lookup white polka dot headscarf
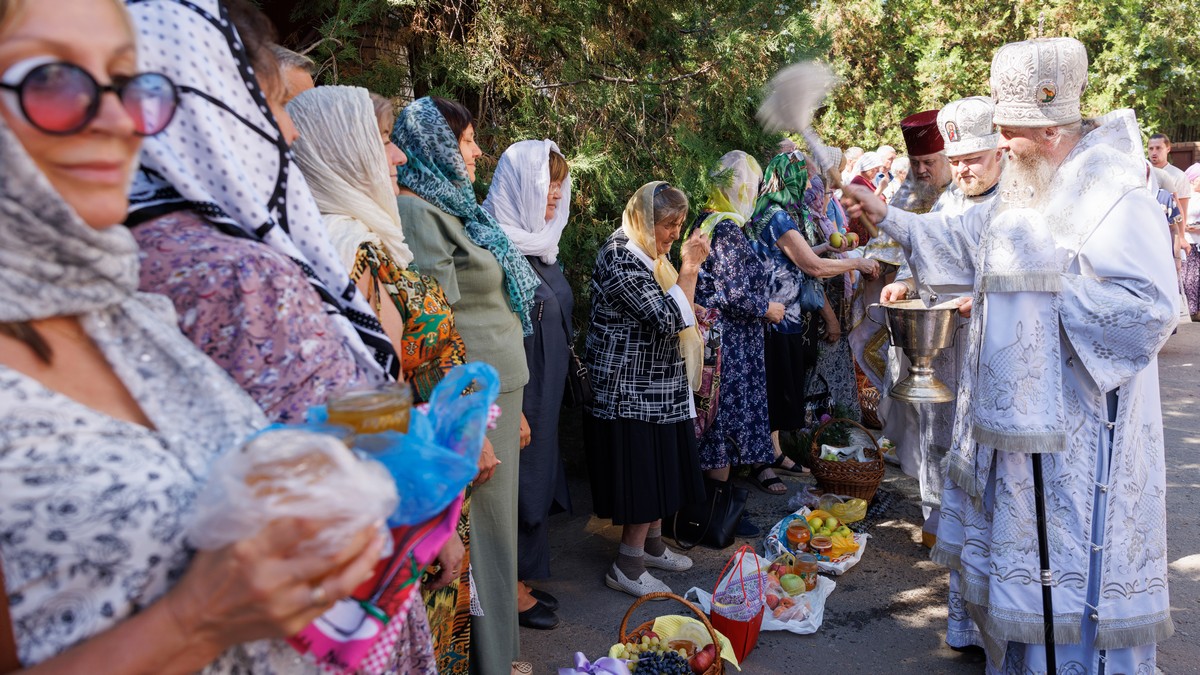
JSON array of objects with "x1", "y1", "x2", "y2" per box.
[{"x1": 125, "y1": 0, "x2": 398, "y2": 380}]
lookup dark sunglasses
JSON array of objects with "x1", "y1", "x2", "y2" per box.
[{"x1": 0, "y1": 60, "x2": 178, "y2": 137}]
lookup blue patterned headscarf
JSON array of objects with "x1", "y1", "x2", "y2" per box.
[{"x1": 392, "y1": 97, "x2": 539, "y2": 335}]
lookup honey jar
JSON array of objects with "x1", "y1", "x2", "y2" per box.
[{"x1": 326, "y1": 383, "x2": 413, "y2": 435}]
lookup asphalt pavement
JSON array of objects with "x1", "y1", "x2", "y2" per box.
[{"x1": 519, "y1": 323, "x2": 1200, "y2": 674}]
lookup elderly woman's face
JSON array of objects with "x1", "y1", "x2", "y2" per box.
[
  {"x1": 0, "y1": 0, "x2": 141, "y2": 229},
  {"x1": 545, "y1": 179, "x2": 563, "y2": 223},
  {"x1": 653, "y1": 214, "x2": 684, "y2": 256}
]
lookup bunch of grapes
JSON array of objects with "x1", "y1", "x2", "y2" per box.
[
  {"x1": 631, "y1": 649, "x2": 691, "y2": 674},
  {"x1": 617, "y1": 636, "x2": 692, "y2": 674}
]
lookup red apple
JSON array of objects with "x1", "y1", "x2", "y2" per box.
[{"x1": 689, "y1": 644, "x2": 717, "y2": 674}]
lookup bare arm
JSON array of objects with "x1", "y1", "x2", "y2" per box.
[
  {"x1": 5, "y1": 520, "x2": 382, "y2": 675},
  {"x1": 776, "y1": 230, "x2": 875, "y2": 279}
]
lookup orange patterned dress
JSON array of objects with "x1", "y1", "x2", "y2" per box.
[{"x1": 352, "y1": 242, "x2": 467, "y2": 401}]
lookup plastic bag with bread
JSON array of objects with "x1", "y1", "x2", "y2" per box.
[{"x1": 186, "y1": 427, "x2": 398, "y2": 556}]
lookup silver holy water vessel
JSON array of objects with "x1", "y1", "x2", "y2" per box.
[{"x1": 881, "y1": 299, "x2": 960, "y2": 404}]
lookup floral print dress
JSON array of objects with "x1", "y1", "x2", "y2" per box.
[
  {"x1": 693, "y1": 215, "x2": 775, "y2": 468},
  {"x1": 351, "y1": 241, "x2": 467, "y2": 402}
]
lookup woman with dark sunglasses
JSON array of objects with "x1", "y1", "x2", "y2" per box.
[{"x1": 0, "y1": 0, "x2": 383, "y2": 672}]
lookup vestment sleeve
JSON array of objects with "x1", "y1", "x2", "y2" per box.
[
  {"x1": 880, "y1": 205, "x2": 984, "y2": 290},
  {"x1": 1059, "y1": 190, "x2": 1178, "y2": 392}
]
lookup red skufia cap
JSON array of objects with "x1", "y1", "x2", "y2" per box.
[{"x1": 901, "y1": 109, "x2": 944, "y2": 156}]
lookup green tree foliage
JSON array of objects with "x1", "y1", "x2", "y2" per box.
[
  {"x1": 281, "y1": 0, "x2": 824, "y2": 301},
  {"x1": 277, "y1": 0, "x2": 1199, "y2": 303},
  {"x1": 812, "y1": 0, "x2": 1200, "y2": 149}
]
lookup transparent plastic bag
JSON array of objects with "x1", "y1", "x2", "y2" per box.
[{"x1": 185, "y1": 428, "x2": 398, "y2": 556}]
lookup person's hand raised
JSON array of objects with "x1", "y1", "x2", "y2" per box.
[
  {"x1": 680, "y1": 229, "x2": 711, "y2": 269},
  {"x1": 841, "y1": 184, "x2": 888, "y2": 225}
]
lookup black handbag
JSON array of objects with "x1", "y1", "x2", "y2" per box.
[
  {"x1": 563, "y1": 341, "x2": 594, "y2": 408},
  {"x1": 663, "y1": 475, "x2": 748, "y2": 551}
]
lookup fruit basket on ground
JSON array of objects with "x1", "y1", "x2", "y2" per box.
[
  {"x1": 807, "y1": 417, "x2": 884, "y2": 502},
  {"x1": 615, "y1": 592, "x2": 731, "y2": 674}
]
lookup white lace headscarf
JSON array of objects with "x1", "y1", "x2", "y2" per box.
[
  {"x1": 482, "y1": 139, "x2": 572, "y2": 264},
  {"x1": 286, "y1": 85, "x2": 414, "y2": 271},
  {"x1": 124, "y1": 0, "x2": 396, "y2": 379}
]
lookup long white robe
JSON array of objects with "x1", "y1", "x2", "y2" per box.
[
  {"x1": 881, "y1": 110, "x2": 1176, "y2": 672},
  {"x1": 895, "y1": 183, "x2": 999, "y2": 536}
]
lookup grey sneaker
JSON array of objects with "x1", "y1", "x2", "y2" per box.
[
  {"x1": 605, "y1": 564, "x2": 672, "y2": 598},
  {"x1": 644, "y1": 547, "x2": 694, "y2": 572}
]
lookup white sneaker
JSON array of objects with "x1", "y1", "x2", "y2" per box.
[
  {"x1": 644, "y1": 547, "x2": 693, "y2": 572},
  {"x1": 605, "y1": 564, "x2": 672, "y2": 598}
]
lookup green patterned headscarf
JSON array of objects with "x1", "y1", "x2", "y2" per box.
[
  {"x1": 392, "y1": 97, "x2": 540, "y2": 336},
  {"x1": 750, "y1": 151, "x2": 809, "y2": 232}
]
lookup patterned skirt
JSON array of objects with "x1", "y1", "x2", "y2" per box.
[{"x1": 421, "y1": 492, "x2": 472, "y2": 674}]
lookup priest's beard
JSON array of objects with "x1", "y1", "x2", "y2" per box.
[
  {"x1": 891, "y1": 173, "x2": 943, "y2": 213},
  {"x1": 999, "y1": 148, "x2": 1056, "y2": 210}
]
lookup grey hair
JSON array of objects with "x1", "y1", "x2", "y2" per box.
[{"x1": 270, "y1": 44, "x2": 315, "y2": 75}]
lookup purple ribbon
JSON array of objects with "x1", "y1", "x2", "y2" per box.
[{"x1": 558, "y1": 652, "x2": 633, "y2": 675}]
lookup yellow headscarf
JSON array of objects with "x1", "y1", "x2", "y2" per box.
[{"x1": 621, "y1": 181, "x2": 704, "y2": 391}]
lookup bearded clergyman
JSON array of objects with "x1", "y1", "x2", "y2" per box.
[{"x1": 843, "y1": 37, "x2": 1176, "y2": 672}]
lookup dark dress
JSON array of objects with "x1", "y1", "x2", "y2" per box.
[
  {"x1": 692, "y1": 215, "x2": 774, "y2": 469},
  {"x1": 518, "y1": 256, "x2": 574, "y2": 580},
  {"x1": 749, "y1": 208, "x2": 820, "y2": 432}
]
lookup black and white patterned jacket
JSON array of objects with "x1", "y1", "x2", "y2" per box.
[{"x1": 584, "y1": 230, "x2": 696, "y2": 423}]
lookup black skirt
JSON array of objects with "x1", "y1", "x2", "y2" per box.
[
  {"x1": 584, "y1": 415, "x2": 706, "y2": 526},
  {"x1": 765, "y1": 326, "x2": 818, "y2": 432}
]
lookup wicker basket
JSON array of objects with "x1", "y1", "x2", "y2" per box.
[
  {"x1": 618, "y1": 592, "x2": 724, "y2": 675},
  {"x1": 808, "y1": 417, "x2": 885, "y2": 502}
]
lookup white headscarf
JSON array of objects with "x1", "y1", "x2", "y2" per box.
[
  {"x1": 287, "y1": 86, "x2": 414, "y2": 271},
  {"x1": 125, "y1": 0, "x2": 396, "y2": 380},
  {"x1": 855, "y1": 151, "x2": 884, "y2": 174},
  {"x1": 482, "y1": 139, "x2": 572, "y2": 264}
]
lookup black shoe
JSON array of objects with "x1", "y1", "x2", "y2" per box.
[
  {"x1": 518, "y1": 601, "x2": 560, "y2": 630},
  {"x1": 736, "y1": 514, "x2": 761, "y2": 538},
  {"x1": 529, "y1": 587, "x2": 559, "y2": 612}
]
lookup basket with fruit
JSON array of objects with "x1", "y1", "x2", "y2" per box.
[{"x1": 615, "y1": 593, "x2": 726, "y2": 674}]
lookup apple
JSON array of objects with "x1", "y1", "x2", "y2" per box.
[
  {"x1": 689, "y1": 644, "x2": 716, "y2": 674},
  {"x1": 848, "y1": 232, "x2": 860, "y2": 247},
  {"x1": 825, "y1": 516, "x2": 840, "y2": 530},
  {"x1": 780, "y1": 573, "x2": 805, "y2": 595},
  {"x1": 809, "y1": 517, "x2": 824, "y2": 530},
  {"x1": 766, "y1": 593, "x2": 780, "y2": 610},
  {"x1": 829, "y1": 232, "x2": 845, "y2": 249}
]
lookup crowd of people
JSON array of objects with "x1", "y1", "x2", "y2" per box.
[{"x1": 0, "y1": 0, "x2": 1184, "y2": 673}]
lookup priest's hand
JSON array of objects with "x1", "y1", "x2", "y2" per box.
[
  {"x1": 953, "y1": 296, "x2": 973, "y2": 318},
  {"x1": 880, "y1": 282, "x2": 908, "y2": 303},
  {"x1": 840, "y1": 184, "x2": 887, "y2": 225}
]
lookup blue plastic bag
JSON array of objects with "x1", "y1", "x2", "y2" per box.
[{"x1": 315, "y1": 362, "x2": 500, "y2": 526}]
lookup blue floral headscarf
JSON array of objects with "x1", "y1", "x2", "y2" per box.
[{"x1": 392, "y1": 97, "x2": 539, "y2": 335}]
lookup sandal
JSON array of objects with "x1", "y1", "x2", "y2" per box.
[
  {"x1": 751, "y1": 466, "x2": 787, "y2": 495},
  {"x1": 771, "y1": 453, "x2": 810, "y2": 476}
]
